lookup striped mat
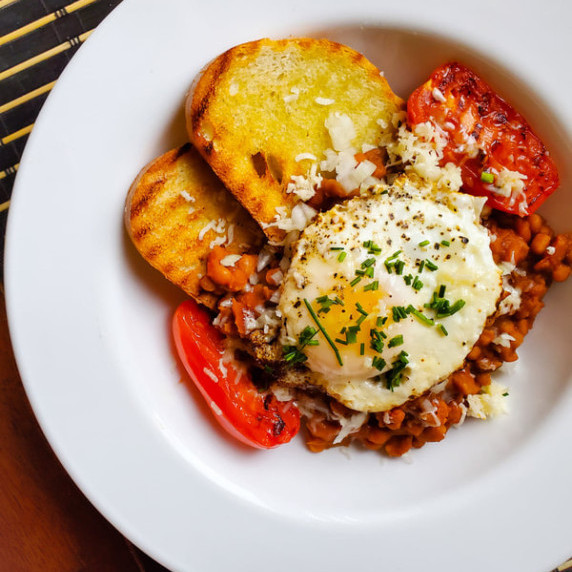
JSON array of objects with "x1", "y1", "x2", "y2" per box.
[
  {"x1": 0, "y1": 0, "x2": 123, "y2": 280},
  {"x1": 0, "y1": 2, "x2": 571, "y2": 571}
]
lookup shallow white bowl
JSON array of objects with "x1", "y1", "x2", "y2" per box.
[{"x1": 6, "y1": 0, "x2": 572, "y2": 570}]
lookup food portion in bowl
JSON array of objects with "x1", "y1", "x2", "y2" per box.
[{"x1": 125, "y1": 38, "x2": 572, "y2": 457}]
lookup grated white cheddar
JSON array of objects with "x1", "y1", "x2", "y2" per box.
[
  {"x1": 315, "y1": 97, "x2": 335, "y2": 106},
  {"x1": 466, "y1": 382, "x2": 509, "y2": 419},
  {"x1": 220, "y1": 254, "x2": 241, "y2": 267},
  {"x1": 325, "y1": 112, "x2": 356, "y2": 152}
]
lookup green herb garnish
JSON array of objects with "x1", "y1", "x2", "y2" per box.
[
  {"x1": 304, "y1": 299, "x2": 343, "y2": 366},
  {"x1": 388, "y1": 335, "x2": 404, "y2": 348},
  {"x1": 364, "y1": 280, "x2": 379, "y2": 292},
  {"x1": 406, "y1": 305, "x2": 435, "y2": 326},
  {"x1": 481, "y1": 171, "x2": 495, "y2": 184},
  {"x1": 424, "y1": 259, "x2": 438, "y2": 272}
]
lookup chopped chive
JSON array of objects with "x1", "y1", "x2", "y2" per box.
[
  {"x1": 350, "y1": 276, "x2": 362, "y2": 287},
  {"x1": 441, "y1": 240, "x2": 451, "y2": 247},
  {"x1": 395, "y1": 260, "x2": 405, "y2": 275},
  {"x1": 418, "y1": 260, "x2": 425, "y2": 273},
  {"x1": 438, "y1": 324, "x2": 448, "y2": 336},
  {"x1": 345, "y1": 329, "x2": 358, "y2": 344},
  {"x1": 360, "y1": 343, "x2": 365, "y2": 356},
  {"x1": 444, "y1": 299, "x2": 466, "y2": 316},
  {"x1": 426, "y1": 287, "x2": 466, "y2": 318},
  {"x1": 330, "y1": 246, "x2": 344, "y2": 251},
  {"x1": 481, "y1": 171, "x2": 495, "y2": 184},
  {"x1": 337, "y1": 251, "x2": 347, "y2": 262},
  {"x1": 384, "y1": 350, "x2": 409, "y2": 390},
  {"x1": 370, "y1": 329, "x2": 384, "y2": 353},
  {"x1": 412, "y1": 276, "x2": 424, "y2": 290},
  {"x1": 502, "y1": 391, "x2": 509, "y2": 397},
  {"x1": 418, "y1": 240, "x2": 430, "y2": 247},
  {"x1": 406, "y1": 305, "x2": 435, "y2": 326},
  {"x1": 283, "y1": 345, "x2": 308, "y2": 364},
  {"x1": 356, "y1": 314, "x2": 367, "y2": 327},
  {"x1": 388, "y1": 335, "x2": 404, "y2": 348},
  {"x1": 376, "y1": 316, "x2": 387, "y2": 328},
  {"x1": 316, "y1": 295, "x2": 344, "y2": 311},
  {"x1": 361, "y1": 257, "x2": 376, "y2": 268},
  {"x1": 372, "y1": 356, "x2": 386, "y2": 371},
  {"x1": 364, "y1": 280, "x2": 379, "y2": 292},
  {"x1": 363, "y1": 240, "x2": 382, "y2": 255},
  {"x1": 356, "y1": 302, "x2": 368, "y2": 316},
  {"x1": 304, "y1": 299, "x2": 343, "y2": 366},
  {"x1": 356, "y1": 266, "x2": 375, "y2": 278},
  {"x1": 392, "y1": 306, "x2": 408, "y2": 322},
  {"x1": 425, "y1": 259, "x2": 438, "y2": 271},
  {"x1": 403, "y1": 274, "x2": 413, "y2": 285},
  {"x1": 335, "y1": 338, "x2": 348, "y2": 345}
]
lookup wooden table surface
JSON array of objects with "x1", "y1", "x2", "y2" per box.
[{"x1": 0, "y1": 292, "x2": 169, "y2": 571}]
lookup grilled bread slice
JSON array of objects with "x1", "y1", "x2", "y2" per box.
[
  {"x1": 187, "y1": 38, "x2": 404, "y2": 242},
  {"x1": 125, "y1": 143, "x2": 265, "y2": 308}
]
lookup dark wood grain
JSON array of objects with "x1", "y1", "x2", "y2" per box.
[{"x1": 0, "y1": 293, "x2": 171, "y2": 571}]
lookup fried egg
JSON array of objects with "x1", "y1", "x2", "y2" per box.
[{"x1": 278, "y1": 175, "x2": 502, "y2": 412}]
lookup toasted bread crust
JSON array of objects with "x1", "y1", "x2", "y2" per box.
[
  {"x1": 187, "y1": 38, "x2": 404, "y2": 242},
  {"x1": 125, "y1": 144, "x2": 264, "y2": 307}
]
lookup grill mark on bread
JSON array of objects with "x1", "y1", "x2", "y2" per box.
[
  {"x1": 203, "y1": 141, "x2": 214, "y2": 156},
  {"x1": 125, "y1": 145, "x2": 264, "y2": 309},
  {"x1": 129, "y1": 180, "x2": 164, "y2": 218},
  {"x1": 192, "y1": 50, "x2": 233, "y2": 129},
  {"x1": 174, "y1": 142, "x2": 192, "y2": 159},
  {"x1": 132, "y1": 226, "x2": 150, "y2": 241}
]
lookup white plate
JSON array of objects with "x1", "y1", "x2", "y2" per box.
[{"x1": 5, "y1": 0, "x2": 572, "y2": 570}]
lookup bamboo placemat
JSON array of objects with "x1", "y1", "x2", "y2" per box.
[
  {"x1": 1, "y1": 2, "x2": 571, "y2": 571},
  {"x1": 0, "y1": 0, "x2": 127, "y2": 281}
]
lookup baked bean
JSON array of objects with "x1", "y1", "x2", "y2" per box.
[
  {"x1": 528, "y1": 213, "x2": 543, "y2": 233},
  {"x1": 420, "y1": 425, "x2": 447, "y2": 443},
  {"x1": 306, "y1": 417, "x2": 341, "y2": 442},
  {"x1": 515, "y1": 217, "x2": 531, "y2": 243},
  {"x1": 364, "y1": 426, "x2": 392, "y2": 447},
  {"x1": 530, "y1": 233, "x2": 551, "y2": 255},
  {"x1": 385, "y1": 436, "x2": 413, "y2": 457},
  {"x1": 553, "y1": 264, "x2": 571, "y2": 282}
]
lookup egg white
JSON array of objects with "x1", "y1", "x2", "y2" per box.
[{"x1": 278, "y1": 175, "x2": 502, "y2": 412}]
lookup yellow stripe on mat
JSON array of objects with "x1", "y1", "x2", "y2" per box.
[
  {"x1": 0, "y1": 81, "x2": 56, "y2": 114},
  {"x1": 0, "y1": 200, "x2": 10, "y2": 213},
  {"x1": 0, "y1": 0, "x2": 98, "y2": 47},
  {"x1": 1, "y1": 125, "x2": 33, "y2": 146},
  {"x1": 0, "y1": 30, "x2": 92, "y2": 82},
  {"x1": 0, "y1": 164, "x2": 18, "y2": 181},
  {"x1": 0, "y1": 0, "x2": 19, "y2": 9}
]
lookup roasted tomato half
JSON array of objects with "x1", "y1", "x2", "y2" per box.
[
  {"x1": 408, "y1": 62, "x2": 559, "y2": 215},
  {"x1": 173, "y1": 299, "x2": 300, "y2": 449}
]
